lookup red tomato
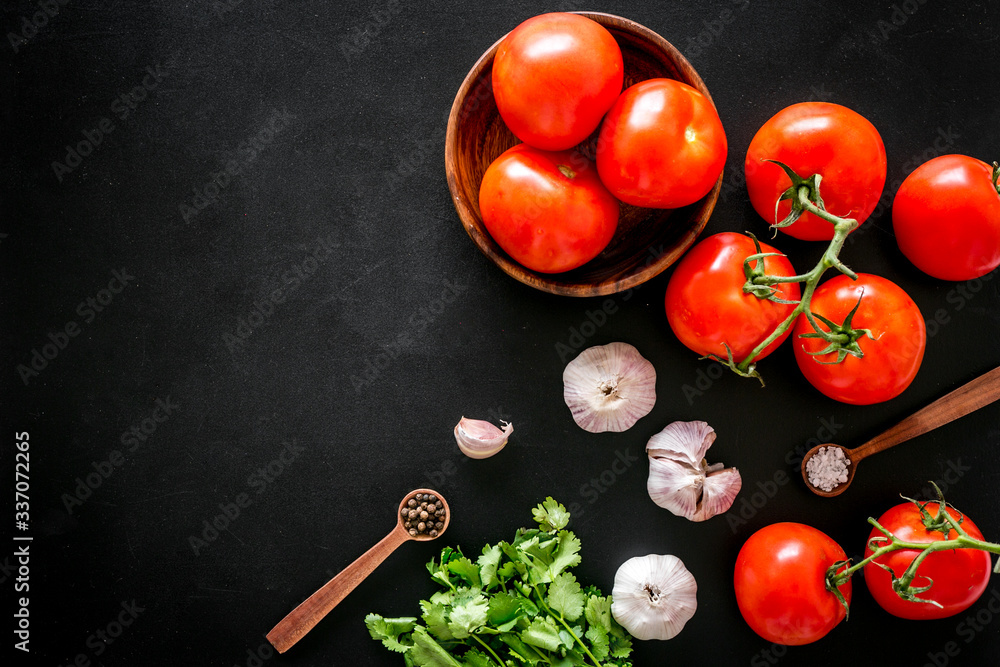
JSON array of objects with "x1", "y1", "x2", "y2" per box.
[
  {"x1": 864, "y1": 501, "x2": 991, "y2": 620},
  {"x1": 734, "y1": 523, "x2": 851, "y2": 646},
  {"x1": 665, "y1": 233, "x2": 800, "y2": 362},
  {"x1": 793, "y1": 273, "x2": 925, "y2": 405},
  {"x1": 492, "y1": 13, "x2": 623, "y2": 151},
  {"x1": 745, "y1": 103, "x2": 887, "y2": 241},
  {"x1": 597, "y1": 78, "x2": 727, "y2": 209},
  {"x1": 478, "y1": 144, "x2": 618, "y2": 274},
  {"x1": 893, "y1": 154, "x2": 1000, "y2": 280}
]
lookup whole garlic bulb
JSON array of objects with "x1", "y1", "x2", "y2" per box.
[
  {"x1": 611, "y1": 554, "x2": 697, "y2": 641},
  {"x1": 563, "y1": 342, "x2": 656, "y2": 433}
]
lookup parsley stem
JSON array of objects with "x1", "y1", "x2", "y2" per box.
[
  {"x1": 531, "y1": 585, "x2": 603, "y2": 667},
  {"x1": 472, "y1": 635, "x2": 506, "y2": 666}
]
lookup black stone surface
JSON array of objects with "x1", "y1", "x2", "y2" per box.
[{"x1": 4, "y1": 1, "x2": 1000, "y2": 665}]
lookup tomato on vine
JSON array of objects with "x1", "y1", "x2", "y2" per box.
[
  {"x1": 745, "y1": 103, "x2": 886, "y2": 241},
  {"x1": 792, "y1": 273, "x2": 925, "y2": 405},
  {"x1": 665, "y1": 232, "x2": 800, "y2": 362},
  {"x1": 863, "y1": 501, "x2": 992, "y2": 620}
]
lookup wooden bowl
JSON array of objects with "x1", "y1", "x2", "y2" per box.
[{"x1": 445, "y1": 12, "x2": 723, "y2": 297}]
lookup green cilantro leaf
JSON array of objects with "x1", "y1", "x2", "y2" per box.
[
  {"x1": 549, "y1": 531, "x2": 582, "y2": 579},
  {"x1": 364, "y1": 613, "x2": 416, "y2": 653},
  {"x1": 447, "y1": 593, "x2": 489, "y2": 639},
  {"x1": 522, "y1": 616, "x2": 564, "y2": 653},
  {"x1": 448, "y1": 556, "x2": 483, "y2": 589},
  {"x1": 478, "y1": 544, "x2": 503, "y2": 590},
  {"x1": 461, "y1": 648, "x2": 495, "y2": 667},
  {"x1": 420, "y1": 600, "x2": 455, "y2": 642},
  {"x1": 585, "y1": 625, "x2": 610, "y2": 661},
  {"x1": 409, "y1": 626, "x2": 464, "y2": 667},
  {"x1": 532, "y1": 497, "x2": 571, "y2": 532},
  {"x1": 547, "y1": 573, "x2": 584, "y2": 622},
  {"x1": 584, "y1": 594, "x2": 612, "y2": 631}
]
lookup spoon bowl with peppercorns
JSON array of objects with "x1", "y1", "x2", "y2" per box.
[{"x1": 266, "y1": 488, "x2": 450, "y2": 653}]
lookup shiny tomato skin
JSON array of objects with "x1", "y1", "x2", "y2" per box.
[
  {"x1": 892, "y1": 154, "x2": 1000, "y2": 280},
  {"x1": 492, "y1": 13, "x2": 624, "y2": 151},
  {"x1": 597, "y1": 78, "x2": 727, "y2": 209},
  {"x1": 478, "y1": 144, "x2": 619, "y2": 274},
  {"x1": 735, "y1": 523, "x2": 851, "y2": 646},
  {"x1": 793, "y1": 273, "x2": 925, "y2": 405},
  {"x1": 665, "y1": 233, "x2": 800, "y2": 362},
  {"x1": 864, "y1": 502, "x2": 991, "y2": 620},
  {"x1": 745, "y1": 102, "x2": 887, "y2": 241}
]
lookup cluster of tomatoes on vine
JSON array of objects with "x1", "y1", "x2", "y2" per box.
[{"x1": 479, "y1": 12, "x2": 1000, "y2": 406}]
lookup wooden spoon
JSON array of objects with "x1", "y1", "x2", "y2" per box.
[
  {"x1": 266, "y1": 488, "x2": 450, "y2": 653},
  {"x1": 801, "y1": 366, "x2": 1000, "y2": 497}
]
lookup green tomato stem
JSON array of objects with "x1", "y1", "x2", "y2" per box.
[
  {"x1": 992, "y1": 161, "x2": 1000, "y2": 195},
  {"x1": 828, "y1": 494, "x2": 1000, "y2": 602},
  {"x1": 734, "y1": 186, "x2": 859, "y2": 374}
]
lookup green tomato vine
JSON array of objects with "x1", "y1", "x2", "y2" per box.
[{"x1": 706, "y1": 161, "x2": 874, "y2": 384}]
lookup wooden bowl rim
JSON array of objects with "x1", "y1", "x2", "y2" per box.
[{"x1": 445, "y1": 11, "x2": 722, "y2": 297}]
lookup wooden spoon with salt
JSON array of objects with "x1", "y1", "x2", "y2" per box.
[{"x1": 801, "y1": 366, "x2": 1000, "y2": 498}]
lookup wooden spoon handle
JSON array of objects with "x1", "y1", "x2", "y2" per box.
[
  {"x1": 851, "y1": 366, "x2": 1000, "y2": 460},
  {"x1": 266, "y1": 528, "x2": 409, "y2": 654}
]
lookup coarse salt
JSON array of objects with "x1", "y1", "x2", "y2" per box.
[{"x1": 805, "y1": 446, "x2": 851, "y2": 492}]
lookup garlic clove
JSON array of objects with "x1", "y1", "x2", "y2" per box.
[
  {"x1": 611, "y1": 554, "x2": 697, "y2": 641},
  {"x1": 563, "y1": 342, "x2": 656, "y2": 433},
  {"x1": 646, "y1": 421, "x2": 741, "y2": 521},
  {"x1": 645, "y1": 420, "x2": 715, "y2": 466},
  {"x1": 454, "y1": 417, "x2": 512, "y2": 459},
  {"x1": 691, "y1": 467, "x2": 742, "y2": 521},
  {"x1": 647, "y1": 458, "x2": 703, "y2": 519}
]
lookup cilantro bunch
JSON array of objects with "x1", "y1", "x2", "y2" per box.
[{"x1": 365, "y1": 498, "x2": 633, "y2": 666}]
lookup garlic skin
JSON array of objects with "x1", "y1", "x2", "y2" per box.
[
  {"x1": 612, "y1": 554, "x2": 697, "y2": 641},
  {"x1": 563, "y1": 342, "x2": 656, "y2": 433},
  {"x1": 454, "y1": 417, "x2": 513, "y2": 459},
  {"x1": 646, "y1": 421, "x2": 741, "y2": 521}
]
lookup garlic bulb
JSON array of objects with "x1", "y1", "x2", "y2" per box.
[
  {"x1": 454, "y1": 417, "x2": 513, "y2": 459},
  {"x1": 563, "y1": 342, "x2": 656, "y2": 433},
  {"x1": 646, "y1": 421, "x2": 741, "y2": 521},
  {"x1": 612, "y1": 554, "x2": 697, "y2": 641}
]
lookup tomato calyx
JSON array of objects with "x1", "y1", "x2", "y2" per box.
[
  {"x1": 741, "y1": 232, "x2": 802, "y2": 304},
  {"x1": 797, "y1": 292, "x2": 876, "y2": 364},
  {"x1": 824, "y1": 483, "x2": 1000, "y2": 619},
  {"x1": 992, "y1": 161, "x2": 1000, "y2": 195}
]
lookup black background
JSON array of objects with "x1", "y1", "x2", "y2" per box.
[{"x1": 5, "y1": 1, "x2": 1000, "y2": 665}]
